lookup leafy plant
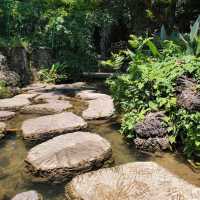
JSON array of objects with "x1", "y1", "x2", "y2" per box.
[{"x1": 0, "y1": 81, "x2": 12, "y2": 99}]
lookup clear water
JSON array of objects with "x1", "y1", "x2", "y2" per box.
[{"x1": 0, "y1": 85, "x2": 200, "y2": 200}]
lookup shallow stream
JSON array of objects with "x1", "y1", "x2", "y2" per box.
[{"x1": 0, "y1": 83, "x2": 200, "y2": 200}]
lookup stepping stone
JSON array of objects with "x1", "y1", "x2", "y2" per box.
[
  {"x1": 21, "y1": 101, "x2": 72, "y2": 114},
  {"x1": 65, "y1": 162, "x2": 200, "y2": 200},
  {"x1": 83, "y1": 98, "x2": 115, "y2": 120},
  {"x1": 11, "y1": 190, "x2": 42, "y2": 200},
  {"x1": 25, "y1": 132, "x2": 112, "y2": 183},
  {"x1": 22, "y1": 112, "x2": 87, "y2": 141},
  {"x1": 0, "y1": 122, "x2": 6, "y2": 139},
  {"x1": 0, "y1": 111, "x2": 16, "y2": 121},
  {"x1": 0, "y1": 97, "x2": 31, "y2": 111},
  {"x1": 76, "y1": 90, "x2": 110, "y2": 100},
  {"x1": 34, "y1": 92, "x2": 68, "y2": 103}
]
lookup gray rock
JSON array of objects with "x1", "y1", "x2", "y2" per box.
[
  {"x1": 11, "y1": 190, "x2": 42, "y2": 200},
  {"x1": 134, "y1": 137, "x2": 169, "y2": 152},
  {"x1": 176, "y1": 76, "x2": 200, "y2": 111},
  {"x1": 25, "y1": 132, "x2": 112, "y2": 183},
  {"x1": 14, "y1": 93, "x2": 39, "y2": 100},
  {"x1": 0, "y1": 97, "x2": 31, "y2": 111},
  {"x1": 65, "y1": 162, "x2": 200, "y2": 200},
  {"x1": 22, "y1": 112, "x2": 87, "y2": 141},
  {"x1": 21, "y1": 101, "x2": 72, "y2": 114},
  {"x1": 134, "y1": 112, "x2": 167, "y2": 138},
  {"x1": 83, "y1": 97, "x2": 115, "y2": 120},
  {"x1": 0, "y1": 111, "x2": 16, "y2": 121}
]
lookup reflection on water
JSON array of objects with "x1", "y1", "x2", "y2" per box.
[{"x1": 0, "y1": 96, "x2": 200, "y2": 199}]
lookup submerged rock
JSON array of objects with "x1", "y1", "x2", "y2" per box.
[
  {"x1": 83, "y1": 97, "x2": 115, "y2": 120},
  {"x1": 33, "y1": 92, "x2": 68, "y2": 103},
  {"x1": 176, "y1": 76, "x2": 200, "y2": 111},
  {"x1": 25, "y1": 132, "x2": 112, "y2": 183},
  {"x1": 0, "y1": 111, "x2": 15, "y2": 121},
  {"x1": 0, "y1": 122, "x2": 6, "y2": 139},
  {"x1": 21, "y1": 101, "x2": 72, "y2": 114},
  {"x1": 11, "y1": 190, "x2": 42, "y2": 200},
  {"x1": 0, "y1": 97, "x2": 31, "y2": 111},
  {"x1": 22, "y1": 112, "x2": 87, "y2": 141},
  {"x1": 65, "y1": 162, "x2": 200, "y2": 200}
]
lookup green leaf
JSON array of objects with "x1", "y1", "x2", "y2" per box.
[{"x1": 190, "y1": 15, "x2": 200, "y2": 42}]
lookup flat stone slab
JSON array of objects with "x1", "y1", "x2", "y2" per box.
[
  {"x1": 0, "y1": 97, "x2": 31, "y2": 111},
  {"x1": 14, "y1": 93, "x2": 39, "y2": 100},
  {"x1": 76, "y1": 90, "x2": 110, "y2": 100},
  {"x1": 65, "y1": 162, "x2": 200, "y2": 200},
  {"x1": 21, "y1": 101, "x2": 72, "y2": 114},
  {"x1": 0, "y1": 111, "x2": 16, "y2": 121},
  {"x1": 11, "y1": 190, "x2": 42, "y2": 200},
  {"x1": 25, "y1": 132, "x2": 112, "y2": 183},
  {"x1": 83, "y1": 98, "x2": 115, "y2": 120},
  {"x1": 22, "y1": 112, "x2": 87, "y2": 141}
]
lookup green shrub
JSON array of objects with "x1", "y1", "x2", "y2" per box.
[
  {"x1": 107, "y1": 35, "x2": 200, "y2": 160},
  {"x1": 0, "y1": 81, "x2": 12, "y2": 98}
]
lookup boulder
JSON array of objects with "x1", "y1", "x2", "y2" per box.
[
  {"x1": 21, "y1": 101, "x2": 72, "y2": 114},
  {"x1": 0, "y1": 122, "x2": 6, "y2": 139},
  {"x1": 134, "y1": 112, "x2": 167, "y2": 138},
  {"x1": 0, "y1": 111, "x2": 16, "y2": 121},
  {"x1": 65, "y1": 162, "x2": 200, "y2": 200},
  {"x1": 133, "y1": 112, "x2": 169, "y2": 152},
  {"x1": 14, "y1": 93, "x2": 39, "y2": 100},
  {"x1": 11, "y1": 190, "x2": 42, "y2": 200},
  {"x1": 25, "y1": 132, "x2": 112, "y2": 183},
  {"x1": 22, "y1": 112, "x2": 87, "y2": 141},
  {"x1": 83, "y1": 98, "x2": 115, "y2": 120},
  {"x1": 176, "y1": 76, "x2": 200, "y2": 111},
  {"x1": 0, "y1": 97, "x2": 31, "y2": 111}
]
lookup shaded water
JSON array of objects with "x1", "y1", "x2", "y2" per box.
[{"x1": 0, "y1": 84, "x2": 200, "y2": 199}]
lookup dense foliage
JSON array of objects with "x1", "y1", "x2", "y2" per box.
[{"x1": 106, "y1": 19, "x2": 200, "y2": 161}]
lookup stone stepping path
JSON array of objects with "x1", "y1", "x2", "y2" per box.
[
  {"x1": 76, "y1": 90, "x2": 115, "y2": 120},
  {"x1": 25, "y1": 132, "x2": 112, "y2": 183},
  {"x1": 0, "y1": 111, "x2": 16, "y2": 121},
  {"x1": 65, "y1": 162, "x2": 200, "y2": 200},
  {"x1": 21, "y1": 100, "x2": 72, "y2": 115},
  {"x1": 22, "y1": 112, "x2": 87, "y2": 141},
  {"x1": 0, "y1": 97, "x2": 31, "y2": 111},
  {"x1": 11, "y1": 190, "x2": 42, "y2": 200}
]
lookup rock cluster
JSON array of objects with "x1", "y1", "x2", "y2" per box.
[
  {"x1": 134, "y1": 112, "x2": 169, "y2": 152},
  {"x1": 65, "y1": 162, "x2": 200, "y2": 200},
  {"x1": 25, "y1": 132, "x2": 112, "y2": 183}
]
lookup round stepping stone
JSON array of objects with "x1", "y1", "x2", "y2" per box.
[
  {"x1": 76, "y1": 90, "x2": 110, "y2": 100},
  {"x1": 0, "y1": 122, "x2": 6, "y2": 139},
  {"x1": 22, "y1": 112, "x2": 87, "y2": 141},
  {"x1": 83, "y1": 98, "x2": 115, "y2": 120},
  {"x1": 21, "y1": 101, "x2": 72, "y2": 114},
  {"x1": 0, "y1": 97, "x2": 31, "y2": 111},
  {"x1": 25, "y1": 132, "x2": 112, "y2": 183},
  {"x1": 0, "y1": 111, "x2": 15, "y2": 121},
  {"x1": 65, "y1": 162, "x2": 200, "y2": 200},
  {"x1": 11, "y1": 190, "x2": 42, "y2": 200}
]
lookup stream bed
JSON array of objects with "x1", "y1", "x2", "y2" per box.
[{"x1": 0, "y1": 83, "x2": 200, "y2": 200}]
